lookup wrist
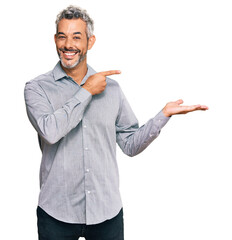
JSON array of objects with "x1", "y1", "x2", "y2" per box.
[
  {"x1": 162, "y1": 107, "x2": 171, "y2": 117},
  {"x1": 82, "y1": 84, "x2": 93, "y2": 95}
]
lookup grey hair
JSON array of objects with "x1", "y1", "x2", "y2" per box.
[{"x1": 55, "y1": 5, "x2": 94, "y2": 38}]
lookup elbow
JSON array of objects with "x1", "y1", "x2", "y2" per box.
[
  {"x1": 124, "y1": 151, "x2": 134, "y2": 157},
  {"x1": 126, "y1": 150, "x2": 141, "y2": 157},
  {"x1": 123, "y1": 142, "x2": 147, "y2": 157},
  {"x1": 40, "y1": 133, "x2": 61, "y2": 145},
  {"x1": 127, "y1": 152, "x2": 137, "y2": 157},
  {"x1": 122, "y1": 145, "x2": 140, "y2": 157},
  {"x1": 37, "y1": 118, "x2": 62, "y2": 145},
  {"x1": 46, "y1": 137, "x2": 60, "y2": 145}
]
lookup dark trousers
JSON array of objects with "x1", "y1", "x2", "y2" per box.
[{"x1": 37, "y1": 206, "x2": 124, "y2": 240}]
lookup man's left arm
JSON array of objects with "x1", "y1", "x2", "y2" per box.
[{"x1": 116, "y1": 87, "x2": 208, "y2": 157}]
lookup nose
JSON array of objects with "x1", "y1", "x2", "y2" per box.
[{"x1": 64, "y1": 37, "x2": 73, "y2": 49}]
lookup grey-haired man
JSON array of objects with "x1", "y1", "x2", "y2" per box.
[{"x1": 24, "y1": 5, "x2": 208, "y2": 240}]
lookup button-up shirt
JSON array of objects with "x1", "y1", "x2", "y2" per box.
[{"x1": 24, "y1": 61, "x2": 170, "y2": 225}]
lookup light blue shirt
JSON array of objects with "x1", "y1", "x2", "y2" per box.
[{"x1": 24, "y1": 62, "x2": 170, "y2": 225}]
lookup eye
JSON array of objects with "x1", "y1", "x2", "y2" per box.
[
  {"x1": 74, "y1": 36, "x2": 81, "y2": 40},
  {"x1": 58, "y1": 36, "x2": 65, "y2": 39}
]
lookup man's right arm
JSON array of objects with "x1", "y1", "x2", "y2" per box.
[
  {"x1": 24, "y1": 82, "x2": 92, "y2": 145},
  {"x1": 24, "y1": 70, "x2": 121, "y2": 145}
]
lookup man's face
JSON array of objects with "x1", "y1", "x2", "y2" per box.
[{"x1": 54, "y1": 18, "x2": 95, "y2": 69}]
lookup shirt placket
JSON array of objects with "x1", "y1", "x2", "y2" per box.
[{"x1": 81, "y1": 117, "x2": 92, "y2": 223}]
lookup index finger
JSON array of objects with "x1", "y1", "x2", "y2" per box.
[{"x1": 100, "y1": 70, "x2": 121, "y2": 76}]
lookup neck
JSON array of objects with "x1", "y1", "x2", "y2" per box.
[{"x1": 61, "y1": 58, "x2": 88, "y2": 85}]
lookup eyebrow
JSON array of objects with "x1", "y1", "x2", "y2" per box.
[{"x1": 57, "y1": 32, "x2": 82, "y2": 35}]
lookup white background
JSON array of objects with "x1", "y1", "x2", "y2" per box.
[{"x1": 0, "y1": 0, "x2": 232, "y2": 239}]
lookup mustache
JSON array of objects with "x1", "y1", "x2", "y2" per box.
[{"x1": 59, "y1": 48, "x2": 81, "y2": 53}]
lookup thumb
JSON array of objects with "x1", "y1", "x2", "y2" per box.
[{"x1": 175, "y1": 99, "x2": 184, "y2": 105}]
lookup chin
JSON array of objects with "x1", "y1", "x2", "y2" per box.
[{"x1": 60, "y1": 59, "x2": 80, "y2": 69}]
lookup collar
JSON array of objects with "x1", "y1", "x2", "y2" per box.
[
  {"x1": 53, "y1": 61, "x2": 67, "y2": 81},
  {"x1": 53, "y1": 61, "x2": 96, "y2": 86}
]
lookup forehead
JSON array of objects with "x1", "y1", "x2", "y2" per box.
[{"x1": 57, "y1": 18, "x2": 87, "y2": 34}]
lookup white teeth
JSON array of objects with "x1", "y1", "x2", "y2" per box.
[{"x1": 64, "y1": 52, "x2": 76, "y2": 56}]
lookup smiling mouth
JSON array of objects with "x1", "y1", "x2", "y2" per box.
[
  {"x1": 60, "y1": 49, "x2": 80, "y2": 58},
  {"x1": 64, "y1": 52, "x2": 76, "y2": 56}
]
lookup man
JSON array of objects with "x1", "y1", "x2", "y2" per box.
[{"x1": 24, "y1": 5, "x2": 208, "y2": 240}]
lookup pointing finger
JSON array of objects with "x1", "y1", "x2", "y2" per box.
[{"x1": 100, "y1": 70, "x2": 121, "y2": 76}]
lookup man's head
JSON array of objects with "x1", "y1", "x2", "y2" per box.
[{"x1": 54, "y1": 5, "x2": 96, "y2": 69}]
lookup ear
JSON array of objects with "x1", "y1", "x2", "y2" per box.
[
  {"x1": 87, "y1": 35, "x2": 96, "y2": 50},
  {"x1": 54, "y1": 34, "x2": 57, "y2": 43}
]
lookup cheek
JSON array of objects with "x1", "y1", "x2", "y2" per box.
[
  {"x1": 55, "y1": 41, "x2": 63, "y2": 50},
  {"x1": 78, "y1": 43, "x2": 88, "y2": 53}
]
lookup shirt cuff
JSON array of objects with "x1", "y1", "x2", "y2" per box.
[
  {"x1": 74, "y1": 87, "x2": 92, "y2": 102},
  {"x1": 153, "y1": 109, "x2": 171, "y2": 129}
]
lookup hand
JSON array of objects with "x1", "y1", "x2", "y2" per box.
[
  {"x1": 162, "y1": 99, "x2": 209, "y2": 117},
  {"x1": 82, "y1": 70, "x2": 121, "y2": 95}
]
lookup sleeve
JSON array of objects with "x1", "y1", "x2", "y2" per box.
[
  {"x1": 24, "y1": 81, "x2": 92, "y2": 145},
  {"x1": 115, "y1": 87, "x2": 170, "y2": 157}
]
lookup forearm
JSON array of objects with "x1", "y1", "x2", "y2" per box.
[
  {"x1": 25, "y1": 85, "x2": 92, "y2": 144},
  {"x1": 117, "y1": 110, "x2": 170, "y2": 157}
]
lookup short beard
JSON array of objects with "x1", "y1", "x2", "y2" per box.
[{"x1": 60, "y1": 52, "x2": 87, "y2": 69}]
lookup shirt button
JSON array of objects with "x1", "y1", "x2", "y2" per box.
[
  {"x1": 86, "y1": 169, "x2": 90, "y2": 172},
  {"x1": 85, "y1": 147, "x2": 88, "y2": 150},
  {"x1": 83, "y1": 125, "x2": 87, "y2": 128},
  {"x1": 79, "y1": 118, "x2": 82, "y2": 121},
  {"x1": 158, "y1": 119, "x2": 161, "y2": 122},
  {"x1": 149, "y1": 134, "x2": 153, "y2": 137},
  {"x1": 87, "y1": 191, "x2": 91, "y2": 194}
]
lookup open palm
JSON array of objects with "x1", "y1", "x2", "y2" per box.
[{"x1": 162, "y1": 99, "x2": 209, "y2": 117}]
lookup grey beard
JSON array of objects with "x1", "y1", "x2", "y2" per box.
[{"x1": 60, "y1": 52, "x2": 87, "y2": 69}]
